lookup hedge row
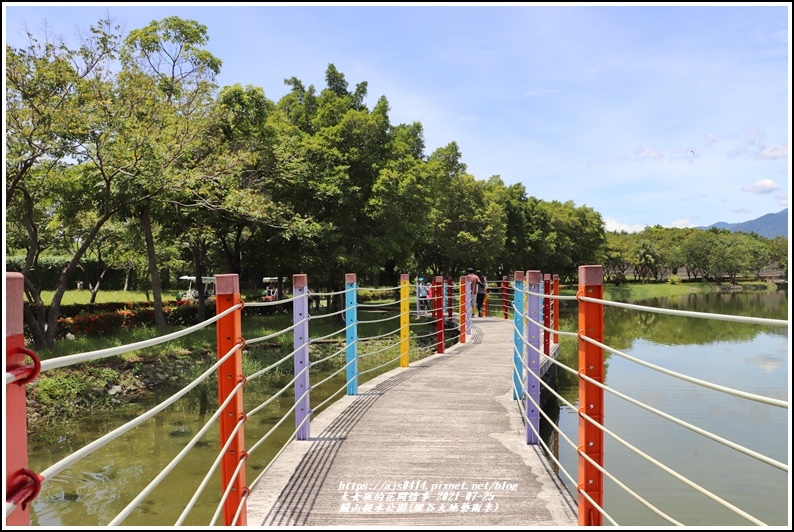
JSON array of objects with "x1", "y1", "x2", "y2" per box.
[
  {"x1": 26, "y1": 301, "x2": 213, "y2": 340},
  {"x1": 26, "y1": 289, "x2": 400, "y2": 340}
]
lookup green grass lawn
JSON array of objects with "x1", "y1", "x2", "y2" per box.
[{"x1": 37, "y1": 289, "x2": 186, "y2": 305}]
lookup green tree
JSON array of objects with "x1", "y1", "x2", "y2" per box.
[
  {"x1": 541, "y1": 200, "x2": 606, "y2": 283},
  {"x1": 120, "y1": 16, "x2": 222, "y2": 326}
]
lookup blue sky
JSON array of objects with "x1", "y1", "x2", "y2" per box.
[{"x1": 4, "y1": 3, "x2": 791, "y2": 233}]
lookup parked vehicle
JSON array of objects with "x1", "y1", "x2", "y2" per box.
[
  {"x1": 178, "y1": 276, "x2": 215, "y2": 301},
  {"x1": 261, "y1": 276, "x2": 281, "y2": 302}
]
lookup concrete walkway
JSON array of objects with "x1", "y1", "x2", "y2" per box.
[{"x1": 245, "y1": 317, "x2": 578, "y2": 526}]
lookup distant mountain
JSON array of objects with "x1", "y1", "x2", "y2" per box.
[{"x1": 698, "y1": 208, "x2": 788, "y2": 239}]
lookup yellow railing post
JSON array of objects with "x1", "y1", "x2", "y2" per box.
[
  {"x1": 215, "y1": 274, "x2": 247, "y2": 526},
  {"x1": 577, "y1": 265, "x2": 604, "y2": 526}
]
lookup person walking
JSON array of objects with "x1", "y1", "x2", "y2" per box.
[{"x1": 475, "y1": 270, "x2": 488, "y2": 318}]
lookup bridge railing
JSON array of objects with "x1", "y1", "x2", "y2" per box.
[
  {"x1": 511, "y1": 265, "x2": 789, "y2": 527},
  {"x1": 4, "y1": 271, "x2": 460, "y2": 527}
]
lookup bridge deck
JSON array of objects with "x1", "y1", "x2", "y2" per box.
[{"x1": 246, "y1": 317, "x2": 577, "y2": 526}]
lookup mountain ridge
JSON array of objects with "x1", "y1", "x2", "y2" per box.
[{"x1": 697, "y1": 208, "x2": 788, "y2": 239}]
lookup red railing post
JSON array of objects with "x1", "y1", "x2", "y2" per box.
[
  {"x1": 459, "y1": 276, "x2": 467, "y2": 343},
  {"x1": 433, "y1": 276, "x2": 445, "y2": 353},
  {"x1": 6, "y1": 272, "x2": 35, "y2": 525},
  {"x1": 553, "y1": 274, "x2": 560, "y2": 344},
  {"x1": 577, "y1": 265, "x2": 604, "y2": 526},
  {"x1": 446, "y1": 277, "x2": 453, "y2": 319},
  {"x1": 215, "y1": 274, "x2": 247, "y2": 526},
  {"x1": 502, "y1": 276, "x2": 509, "y2": 319}
]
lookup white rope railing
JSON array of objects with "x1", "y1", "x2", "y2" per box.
[
  {"x1": 112, "y1": 379, "x2": 246, "y2": 526},
  {"x1": 38, "y1": 303, "x2": 242, "y2": 372},
  {"x1": 578, "y1": 334, "x2": 788, "y2": 410},
  {"x1": 577, "y1": 295, "x2": 788, "y2": 327},
  {"x1": 22, "y1": 340, "x2": 242, "y2": 522},
  {"x1": 246, "y1": 316, "x2": 309, "y2": 345},
  {"x1": 245, "y1": 341, "x2": 307, "y2": 382}
]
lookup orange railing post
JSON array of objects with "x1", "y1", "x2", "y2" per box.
[
  {"x1": 577, "y1": 265, "x2": 604, "y2": 526},
  {"x1": 215, "y1": 274, "x2": 247, "y2": 526},
  {"x1": 6, "y1": 272, "x2": 39, "y2": 526}
]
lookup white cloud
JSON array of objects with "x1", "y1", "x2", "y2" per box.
[
  {"x1": 742, "y1": 179, "x2": 780, "y2": 194},
  {"x1": 671, "y1": 218, "x2": 697, "y2": 229},
  {"x1": 636, "y1": 147, "x2": 663, "y2": 160},
  {"x1": 604, "y1": 218, "x2": 646, "y2": 233},
  {"x1": 776, "y1": 195, "x2": 789, "y2": 207},
  {"x1": 755, "y1": 145, "x2": 788, "y2": 160}
]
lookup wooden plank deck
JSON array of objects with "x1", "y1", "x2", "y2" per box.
[{"x1": 246, "y1": 317, "x2": 578, "y2": 526}]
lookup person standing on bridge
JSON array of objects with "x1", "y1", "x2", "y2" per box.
[
  {"x1": 475, "y1": 270, "x2": 488, "y2": 317},
  {"x1": 467, "y1": 267, "x2": 479, "y2": 317},
  {"x1": 417, "y1": 278, "x2": 429, "y2": 311}
]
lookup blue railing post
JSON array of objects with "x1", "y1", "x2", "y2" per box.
[
  {"x1": 345, "y1": 273, "x2": 358, "y2": 395},
  {"x1": 512, "y1": 271, "x2": 524, "y2": 400},
  {"x1": 525, "y1": 270, "x2": 542, "y2": 445},
  {"x1": 292, "y1": 274, "x2": 310, "y2": 441}
]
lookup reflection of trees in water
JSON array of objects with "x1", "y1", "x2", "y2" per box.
[{"x1": 606, "y1": 292, "x2": 787, "y2": 349}]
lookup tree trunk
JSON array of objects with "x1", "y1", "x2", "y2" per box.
[{"x1": 140, "y1": 205, "x2": 166, "y2": 330}]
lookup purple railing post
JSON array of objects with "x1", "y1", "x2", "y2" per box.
[
  {"x1": 525, "y1": 270, "x2": 542, "y2": 445},
  {"x1": 292, "y1": 274, "x2": 310, "y2": 440}
]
